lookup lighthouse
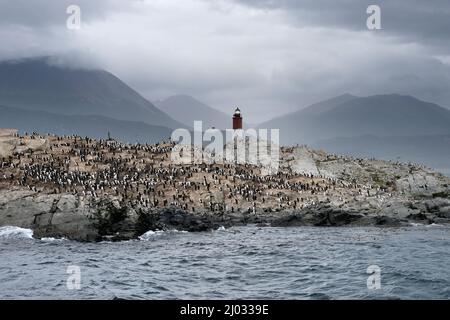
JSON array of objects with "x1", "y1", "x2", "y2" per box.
[{"x1": 232, "y1": 107, "x2": 243, "y2": 130}]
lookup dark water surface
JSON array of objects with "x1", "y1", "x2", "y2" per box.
[{"x1": 0, "y1": 225, "x2": 449, "y2": 299}]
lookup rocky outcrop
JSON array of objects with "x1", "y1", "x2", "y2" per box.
[
  {"x1": 0, "y1": 189, "x2": 232, "y2": 241},
  {"x1": 0, "y1": 190, "x2": 101, "y2": 241},
  {"x1": 1, "y1": 135, "x2": 449, "y2": 241}
]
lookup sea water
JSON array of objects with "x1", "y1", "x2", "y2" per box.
[{"x1": 0, "y1": 225, "x2": 449, "y2": 299}]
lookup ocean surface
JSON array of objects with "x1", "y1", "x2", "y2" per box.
[{"x1": 0, "y1": 224, "x2": 449, "y2": 299}]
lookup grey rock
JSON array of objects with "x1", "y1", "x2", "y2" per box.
[{"x1": 1, "y1": 187, "x2": 450, "y2": 241}]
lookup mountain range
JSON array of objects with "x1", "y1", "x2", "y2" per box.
[
  {"x1": 259, "y1": 93, "x2": 450, "y2": 144},
  {"x1": 0, "y1": 57, "x2": 183, "y2": 130},
  {"x1": 1, "y1": 57, "x2": 449, "y2": 173},
  {"x1": 259, "y1": 93, "x2": 450, "y2": 172}
]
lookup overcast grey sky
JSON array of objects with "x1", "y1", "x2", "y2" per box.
[{"x1": 1, "y1": 0, "x2": 450, "y2": 122}]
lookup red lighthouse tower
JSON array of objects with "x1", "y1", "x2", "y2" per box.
[{"x1": 232, "y1": 107, "x2": 243, "y2": 130}]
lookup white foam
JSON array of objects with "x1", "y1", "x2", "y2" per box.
[
  {"x1": 138, "y1": 229, "x2": 187, "y2": 241},
  {"x1": 139, "y1": 230, "x2": 167, "y2": 241},
  {"x1": 410, "y1": 222, "x2": 445, "y2": 228},
  {"x1": 0, "y1": 226, "x2": 34, "y2": 239},
  {"x1": 426, "y1": 223, "x2": 443, "y2": 227},
  {"x1": 409, "y1": 222, "x2": 424, "y2": 227},
  {"x1": 217, "y1": 226, "x2": 226, "y2": 231},
  {"x1": 40, "y1": 237, "x2": 67, "y2": 242}
]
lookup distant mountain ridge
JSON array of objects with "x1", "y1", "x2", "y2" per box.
[
  {"x1": 260, "y1": 94, "x2": 450, "y2": 144},
  {"x1": 299, "y1": 93, "x2": 358, "y2": 116},
  {"x1": 259, "y1": 93, "x2": 450, "y2": 173},
  {"x1": 317, "y1": 94, "x2": 450, "y2": 137},
  {"x1": 0, "y1": 57, "x2": 183, "y2": 129}
]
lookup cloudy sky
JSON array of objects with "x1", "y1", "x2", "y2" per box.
[{"x1": 1, "y1": 0, "x2": 450, "y2": 122}]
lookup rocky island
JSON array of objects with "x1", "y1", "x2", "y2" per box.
[{"x1": 0, "y1": 128, "x2": 449, "y2": 241}]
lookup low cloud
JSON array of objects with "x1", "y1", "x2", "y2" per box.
[{"x1": 1, "y1": 0, "x2": 450, "y2": 122}]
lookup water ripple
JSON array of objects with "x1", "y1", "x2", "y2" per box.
[{"x1": 0, "y1": 225, "x2": 449, "y2": 299}]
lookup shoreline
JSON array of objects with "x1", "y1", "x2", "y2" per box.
[
  {"x1": 1, "y1": 221, "x2": 449, "y2": 244},
  {"x1": 1, "y1": 189, "x2": 449, "y2": 242}
]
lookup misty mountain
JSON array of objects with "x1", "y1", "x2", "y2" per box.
[
  {"x1": 300, "y1": 93, "x2": 358, "y2": 116},
  {"x1": 260, "y1": 94, "x2": 450, "y2": 145},
  {"x1": 0, "y1": 57, "x2": 183, "y2": 129},
  {"x1": 155, "y1": 94, "x2": 232, "y2": 129},
  {"x1": 259, "y1": 94, "x2": 450, "y2": 173},
  {"x1": 0, "y1": 105, "x2": 172, "y2": 144}
]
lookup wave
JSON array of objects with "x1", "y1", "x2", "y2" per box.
[
  {"x1": 410, "y1": 222, "x2": 444, "y2": 228},
  {"x1": 139, "y1": 229, "x2": 187, "y2": 241},
  {"x1": 40, "y1": 237, "x2": 67, "y2": 242},
  {"x1": 426, "y1": 223, "x2": 444, "y2": 227},
  {"x1": 0, "y1": 226, "x2": 34, "y2": 239},
  {"x1": 139, "y1": 230, "x2": 166, "y2": 240},
  {"x1": 409, "y1": 222, "x2": 424, "y2": 227}
]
